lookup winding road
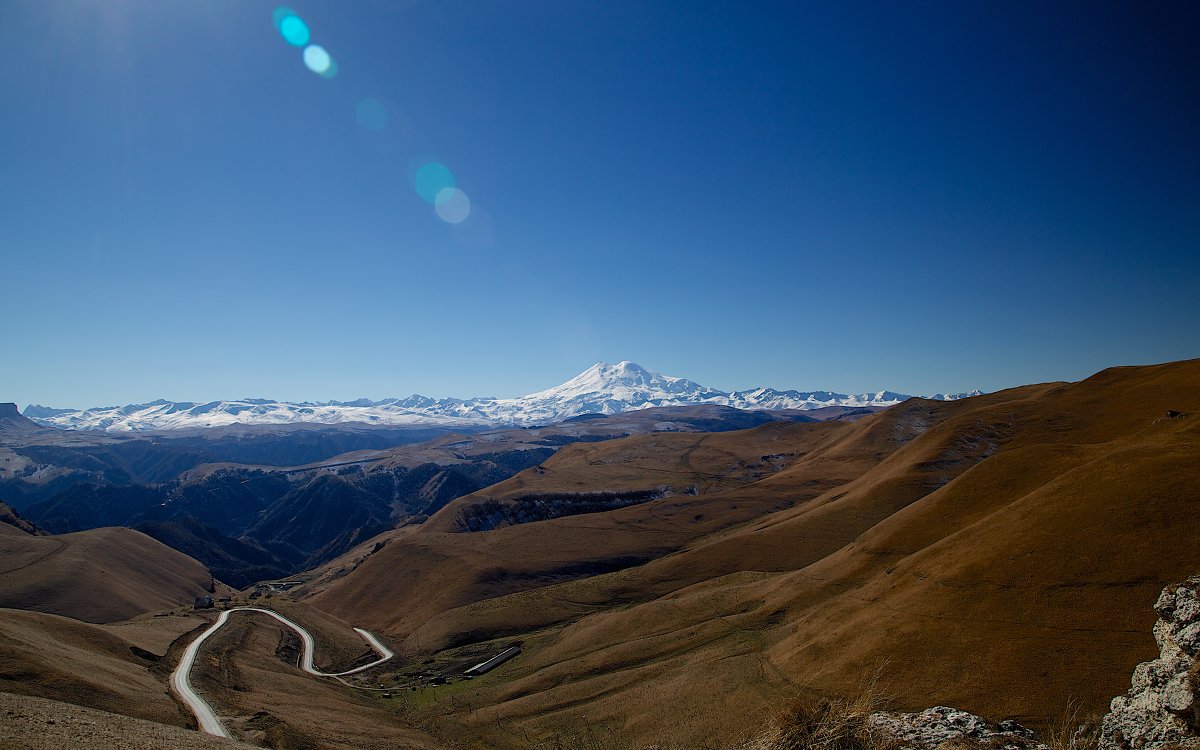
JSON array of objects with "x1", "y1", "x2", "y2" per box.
[{"x1": 170, "y1": 606, "x2": 395, "y2": 738}]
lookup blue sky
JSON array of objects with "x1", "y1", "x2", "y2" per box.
[{"x1": 2, "y1": 1, "x2": 1196, "y2": 407}]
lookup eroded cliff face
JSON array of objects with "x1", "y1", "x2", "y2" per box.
[{"x1": 1101, "y1": 575, "x2": 1200, "y2": 750}]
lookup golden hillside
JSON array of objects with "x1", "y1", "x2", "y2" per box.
[
  {"x1": 301, "y1": 359, "x2": 1200, "y2": 747},
  {"x1": 0, "y1": 525, "x2": 214, "y2": 623}
]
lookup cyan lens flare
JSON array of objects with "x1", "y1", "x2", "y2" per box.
[
  {"x1": 272, "y1": 7, "x2": 295, "y2": 31},
  {"x1": 267, "y1": 10, "x2": 477, "y2": 229},
  {"x1": 435, "y1": 188, "x2": 471, "y2": 224},
  {"x1": 276, "y1": 11, "x2": 310, "y2": 47},
  {"x1": 414, "y1": 162, "x2": 455, "y2": 204},
  {"x1": 303, "y1": 45, "x2": 334, "y2": 76},
  {"x1": 355, "y1": 98, "x2": 388, "y2": 131}
]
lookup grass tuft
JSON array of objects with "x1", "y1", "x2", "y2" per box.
[{"x1": 736, "y1": 678, "x2": 897, "y2": 750}]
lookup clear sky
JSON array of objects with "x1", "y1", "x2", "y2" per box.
[{"x1": 2, "y1": 1, "x2": 1197, "y2": 407}]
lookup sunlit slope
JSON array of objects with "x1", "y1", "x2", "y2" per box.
[
  {"x1": 445, "y1": 360, "x2": 1200, "y2": 745},
  {"x1": 304, "y1": 386, "x2": 1036, "y2": 647},
  {"x1": 0, "y1": 691, "x2": 259, "y2": 750},
  {"x1": 300, "y1": 359, "x2": 1200, "y2": 748},
  {"x1": 0, "y1": 525, "x2": 213, "y2": 622},
  {"x1": 0, "y1": 603, "x2": 442, "y2": 750},
  {"x1": 181, "y1": 606, "x2": 448, "y2": 750},
  {"x1": 0, "y1": 608, "x2": 197, "y2": 727},
  {"x1": 304, "y1": 420, "x2": 867, "y2": 641},
  {"x1": 421, "y1": 420, "x2": 853, "y2": 532}
]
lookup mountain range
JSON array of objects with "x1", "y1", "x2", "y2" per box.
[
  {"x1": 22, "y1": 361, "x2": 981, "y2": 432},
  {"x1": 1, "y1": 358, "x2": 1197, "y2": 750}
]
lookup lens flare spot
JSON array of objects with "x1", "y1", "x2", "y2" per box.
[
  {"x1": 435, "y1": 188, "x2": 471, "y2": 224},
  {"x1": 303, "y1": 45, "x2": 334, "y2": 75},
  {"x1": 413, "y1": 162, "x2": 455, "y2": 203},
  {"x1": 276, "y1": 12, "x2": 310, "y2": 47},
  {"x1": 355, "y1": 98, "x2": 388, "y2": 130}
]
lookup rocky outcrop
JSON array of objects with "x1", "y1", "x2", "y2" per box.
[
  {"x1": 1101, "y1": 575, "x2": 1200, "y2": 750},
  {"x1": 870, "y1": 706, "x2": 1047, "y2": 750},
  {"x1": 0, "y1": 501, "x2": 46, "y2": 535}
]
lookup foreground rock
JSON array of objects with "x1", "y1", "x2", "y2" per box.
[
  {"x1": 1100, "y1": 575, "x2": 1200, "y2": 750},
  {"x1": 870, "y1": 706, "x2": 1047, "y2": 750}
]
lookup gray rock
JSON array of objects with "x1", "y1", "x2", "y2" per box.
[
  {"x1": 1155, "y1": 588, "x2": 1178, "y2": 619},
  {"x1": 1100, "y1": 575, "x2": 1200, "y2": 750},
  {"x1": 870, "y1": 706, "x2": 1047, "y2": 750},
  {"x1": 1176, "y1": 622, "x2": 1200, "y2": 656}
]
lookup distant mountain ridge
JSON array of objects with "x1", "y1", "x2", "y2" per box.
[{"x1": 22, "y1": 361, "x2": 982, "y2": 432}]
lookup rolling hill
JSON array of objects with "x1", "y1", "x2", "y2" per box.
[
  {"x1": 0, "y1": 360, "x2": 1195, "y2": 750},
  {"x1": 0, "y1": 607, "x2": 204, "y2": 726},
  {"x1": 11, "y1": 404, "x2": 832, "y2": 587},
  {"x1": 297, "y1": 359, "x2": 1200, "y2": 748},
  {"x1": 0, "y1": 524, "x2": 216, "y2": 623}
]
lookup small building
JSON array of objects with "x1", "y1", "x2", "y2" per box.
[
  {"x1": 463, "y1": 646, "x2": 521, "y2": 676},
  {"x1": 193, "y1": 595, "x2": 214, "y2": 610}
]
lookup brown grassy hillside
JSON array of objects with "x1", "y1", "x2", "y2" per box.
[
  {"x1": 0, "y1": 525, "x2": 214, "y2": 622},
  {"x1": 301, "y1": 359, "x2": 1200, "y2": 748},
  {"x1": 0, "y1": 608, "x2": 202, "y2": 726},
  {"x1": 184, "y1": 607, "x2": 448, "y2": 749},
  {"x1": 303, "y1": 419, "x2": 869, "y2": 643},
  {"x1": 0, "y1": 692, "x2": 257, "y2": 750}
]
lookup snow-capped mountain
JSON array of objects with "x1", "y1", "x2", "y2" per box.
[{"x1": 23, "y1": 361, "x2": 983, "y2": 432}]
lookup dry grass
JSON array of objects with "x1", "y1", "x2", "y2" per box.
[
  {"x1": 0, "y1": 691, "x2": 256, "y2": 750},
  {"x1": 0, "y1": 526, "x2": 214, "y2": 623},
  {"x1": 297, "y1": 359, "x2": 1200, "y2": 749},
  {"x1": 0, "y1": 607, "x2": 203, "y2": 727},
  {"x1": 518, "y1": 689, "x2": 1108, "y2": 750},
  {"x1": 1045, "y1": 699, "x2": 1101, "y2": 750},
  {"x1": 739, "y1": 696, "x2": 897, "y2": 750},
  {"x1": 519, "y1": 680, "x2": 896, "y2": 750}
]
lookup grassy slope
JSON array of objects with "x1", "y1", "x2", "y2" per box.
[
  {"x1": 304, "y1": 420, "x2": 855, "y2": 646},
  {"x1": 0, "y1": 691, "x2": 258, "y2": 750},
  {"x1": 304, "y1": 359, "x2": 1200, "y2": 748},
  {"x1": 0, "y1": 525, "x2": 215, "y2": 623},
  {"x1": 0, "y1": 607, "x2": 199, "y2": 727},
  {"x1": 186, "y1": 608, "x2": 447, "y2": 749}
]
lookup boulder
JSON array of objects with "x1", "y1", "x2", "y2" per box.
[{"x1": 1100, "y1": 575, "x2": 1200, "y2": 750}]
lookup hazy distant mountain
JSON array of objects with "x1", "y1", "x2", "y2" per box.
[
  {"x1": 0, "y1": 403, "x2": 53, "y2": 435},
  {"x1": 22, "y1": 361, "x2": 983, "y2": 432}
]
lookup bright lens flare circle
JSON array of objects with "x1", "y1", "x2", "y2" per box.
[
  {"x1": 413, "y1": 163, "x2": 455, "y2": 203},
  {"x1": 276, "y1": 12, "x2": 310, "y2": 47},
  {"x1": 435, "y1": 188, "x2": 471, "y2": 224},
  {"x1": 303, "y1": 45, "x2": 334, "y2": 76}
]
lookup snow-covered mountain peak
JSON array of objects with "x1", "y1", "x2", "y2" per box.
[
  {"x1": 23, "y1": 362, "x2": 983, "y2": 432},
  {"x1": 530, "y1": 361, "x2": 710, "y2": 400}
]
